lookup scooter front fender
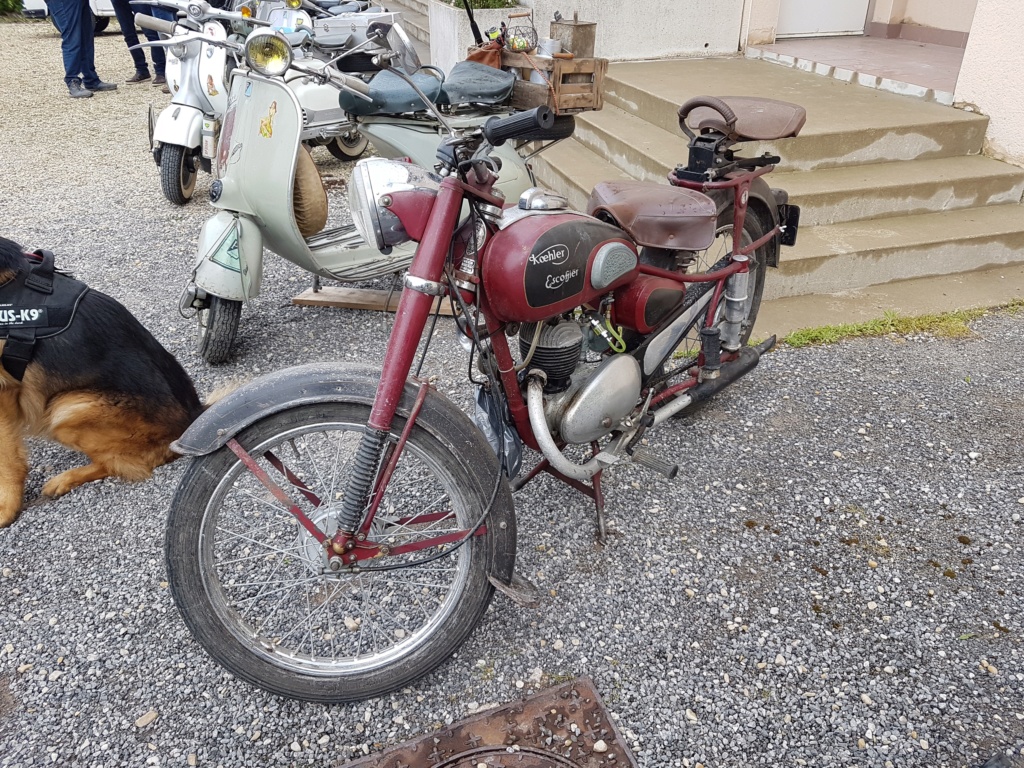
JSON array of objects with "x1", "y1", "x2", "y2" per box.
[
  {"x1": 193, "y1": 211, "x2": 264, "y2": 301},
  {"x1": 153, "y1": 103, "x2": 204, "y2": 150},
  {"x1": 174, "y1": 362, "x2": 467, "y2": 455}
]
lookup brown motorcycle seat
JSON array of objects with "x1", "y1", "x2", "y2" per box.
[
  {"x1": 587, "y1": 181, "x2": 717, "y2": 251},
  {"x1": 683, "y1": 96, "x2": 806, "y2": 142}
]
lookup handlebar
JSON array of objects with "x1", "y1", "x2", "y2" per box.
[
  {"x1": 326, "y1": 68, "x2": 371, "y2": 97},
  {"x1": 134, "y1": 13, "x2": 178, "y2": 35},
  {"x1": 483, "y1": 106, "x2": 555, "y2": 146}
]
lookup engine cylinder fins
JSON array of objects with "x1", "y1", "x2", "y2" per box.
[{"x1": 519, "y1": 320, "x2": 583, "y2": 393}]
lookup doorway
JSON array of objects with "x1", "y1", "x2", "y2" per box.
[{"x1": 776, "y1": 0, "x2": 870, "y2": 37}]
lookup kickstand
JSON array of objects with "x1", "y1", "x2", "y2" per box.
[{"x1": 513, "y1": 442, "x2": 608, "y2": 543}]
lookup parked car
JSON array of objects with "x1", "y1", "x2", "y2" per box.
[{"x1": 22, "y1": 0, "x2": 116, "y2": 34}]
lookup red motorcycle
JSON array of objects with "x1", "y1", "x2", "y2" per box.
[{"x1": 165, "y1": 31, "x2": 805, "y2": 702}]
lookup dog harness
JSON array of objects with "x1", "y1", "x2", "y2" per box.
[{"x1": 0, "y1": 250, "x2": 90, "y2": 381}]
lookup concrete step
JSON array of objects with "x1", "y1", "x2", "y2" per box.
[
  {"x1": 390, "y1": 0, "x2": 427, "y2": 16},
  {"x1": 770, "y1": 204, "x2": 1024, "y2": 300},
  {"x1": 387, "y1": 0, "x2": 429, "y2": 46},
  {"x1": 602, "y1": 57, "x2": 988, "y2": 171},
  {"x1": 773, "y1": 155, "x2": 1024, "y2": 226},
  {"x1": 567, "y1": 106, "x2": 1024, "y2": 226},
  {"x1": 530, "y1": 136, "x2": 634, "y2": 213}
]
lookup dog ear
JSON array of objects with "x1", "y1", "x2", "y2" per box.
[{"x1": 0, "y1": 237, "x2": 26, "y2": 277}]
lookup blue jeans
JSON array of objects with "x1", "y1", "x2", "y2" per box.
[
  {"x1": 48, "y1": 0, "x2": 100, "y2": 87},
  {"x1": 110, "y1": 0, "x2": 166, "y2": 76}
]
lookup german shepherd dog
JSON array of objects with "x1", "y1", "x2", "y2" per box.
[{"x1": 0, "y1": 237, "x2": 203, "y2": 528}]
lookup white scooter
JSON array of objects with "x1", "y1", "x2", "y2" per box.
[
  {"x1": 179, "y1": 22, "x2": 574, "y2": 363},
  {"x1": 143, "y1": 0, "x2": 245, "y2": 205}
]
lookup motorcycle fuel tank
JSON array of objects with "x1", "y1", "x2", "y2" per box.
[{"x1": 482, "y1": 212, "x2": 639, "y2": 323}]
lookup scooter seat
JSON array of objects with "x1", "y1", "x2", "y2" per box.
[
  {"x1": 587, "y1": 181, "x2": 718, "y2": 251},
  {"x1": 437, "y1": 61, "x2": 514, "y2": 106},
  {"x1": 338, "y1": 70, "x2": 444, "y2": 115}
]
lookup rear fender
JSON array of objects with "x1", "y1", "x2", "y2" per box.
[{"x1": 707, "y1": 176, "x2": 781, "y2": 268}]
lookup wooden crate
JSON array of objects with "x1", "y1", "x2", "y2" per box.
[{"x1": 500, "y1": 50, "x2": 607, "y2": 114}]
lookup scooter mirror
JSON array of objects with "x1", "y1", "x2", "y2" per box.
[{"x1": 366, "y1": 21, "x2": 420, "y2": 75}]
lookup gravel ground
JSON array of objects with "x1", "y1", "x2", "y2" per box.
[{"x1": 1, "y1": 19, "x2": 1023, "y2": 768}]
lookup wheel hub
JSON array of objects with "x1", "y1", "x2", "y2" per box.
[{"x1": 297, "y1": 506, "x2": 339, "y2": 575}]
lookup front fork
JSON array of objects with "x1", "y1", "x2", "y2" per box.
[{"x1": 333, "y1": 180, "x2": 466, "y2": 546}]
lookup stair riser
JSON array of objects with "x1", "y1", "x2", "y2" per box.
[
  {"x1": 602, "y1": 78, "x2": 988, "y2": 171},
  {"x1": 399, "y1": 0, "x2": 428, "y2": 15},
  {"x1": 531, "y1": 155, "x2": 595, "y2": 213},
  {"x1": 401, "y1": 17, "x2": 430, "y2": 44},
  {"x1": 790, "y1": 176, "x2": 1024, "y2": 226},
  {"x1": 768, "y1": 233, "x2": 1024, "y2": 300},
  {"x1": 570, "y1": 118, "x2": 679, "y2": 182}
]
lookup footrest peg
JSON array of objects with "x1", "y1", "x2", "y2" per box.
[{"x1": 629, "y1": 447, "x2": 679, "y2": 479}]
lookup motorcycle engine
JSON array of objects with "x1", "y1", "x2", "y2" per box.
[{"x1": 520, "y1": 318, "x2": 642, "y2": 444}]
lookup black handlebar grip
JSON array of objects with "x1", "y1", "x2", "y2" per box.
[
  {"x1": 134, "y1": 13, "x2": 177, "y2": 35},
  {"x1": 483, "y1": 106, "x2": 555, "y2": 147}
]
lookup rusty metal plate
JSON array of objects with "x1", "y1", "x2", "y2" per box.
[{"x1": 343, "y1": 677, "x2": 638, "y2": 768}]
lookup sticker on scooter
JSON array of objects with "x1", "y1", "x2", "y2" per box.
[
  {"x1": 245, "y1": 82, "x2": 252, "y2": 98},
  {"x1": 259, "y1": 101, "x2": 277, "y2": 139},
  {"x1": 209, "y1": 224, "x2": 241, "y2": 273},
  {"x1": 206, "y1": 75, "x2": 219, "y2": 98}
]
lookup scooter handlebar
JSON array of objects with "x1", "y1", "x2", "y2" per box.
[
  {"x1": 134, "y1": 13, "x2": 178, "y2": 35},
  {"x1": 326, "y1": 69, "x2": 372, "y2": 98},
  {"x1": 482, "y1": 106, "x2": 555, "y2": 147}
]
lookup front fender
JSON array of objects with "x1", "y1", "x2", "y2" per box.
[
  {"x1": 175, "y1": 363, "x2": 382, "y2": 455},
  {"x1": 153, "y1": 104, "x2": 204, "y2": 150}
]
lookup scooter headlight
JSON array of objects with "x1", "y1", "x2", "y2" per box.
[
  {"x1": 244, "y1": 29, "x2": 293, "y2": 77},
  {"x1": 349, "y1": 158, "x2": 442, "y2": 252}
]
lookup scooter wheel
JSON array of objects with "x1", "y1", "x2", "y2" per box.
[
  {"x1": 325, "y1": 131, "x2": 369, "y2": 161},
  {"x1": 197, "y1": 296, "x2": 241, "y2": 365},
  {"x1": 160, "y1": 143, "x2": 198, "y2": 205}
]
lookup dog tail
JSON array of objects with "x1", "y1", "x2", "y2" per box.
[{"x1": 202, "y1": 377, "x2": 248, "y2": 411}]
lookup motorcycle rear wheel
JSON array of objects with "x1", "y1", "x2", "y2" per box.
[
  {"x1": 165, "y1": 401, "x2": 516, "y2": 702},
  {"x1": 197, "y1": 295, "x2": 241, "y2": 365},
  {"x1": 160, "y1": 143, "x2": 198, "y2": 205},
  {"x1": 664, "y1": 204, "x2": 769, "y2": 365},
  {"x1": 325, "y1": 130, "x2": 369, "y2": 161}
]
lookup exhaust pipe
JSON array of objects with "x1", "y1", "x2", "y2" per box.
[{"x1": 652, "y1": 335, "x2": 776, "y2": 425}]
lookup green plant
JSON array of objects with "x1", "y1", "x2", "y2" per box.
[
  {"x1": 0, "y1": 0, "x2": 25, "y2": 15},
  {"x1": 442, "y1": 0, "x2": 520, "y2": 9}
]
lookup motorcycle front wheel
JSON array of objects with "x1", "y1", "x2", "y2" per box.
[
  {"x1": 165, "y1": 401, "x2": 516, "y2": 703},
  {"x1": 196, "y1": 295, "x2": 241, "y2": 364},
  {"x1": 325, "y1": 130, "x2": 369, "y2": 161},
  {"x1": 160, "y1": 143, "x2": 198, "y2": 205}
]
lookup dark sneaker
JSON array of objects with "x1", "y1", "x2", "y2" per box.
[
  {"x1": 126, "y1": 70, "x2": 151, "y2": 83},
  {"x1": 152, "y1": 75, "x2": 167, "y2": 86},
  {"x1": 85, "y1": 80, "x2": 118, "y2": 92},
  {"x1": 67, "y1": 78, "x2": 93, "y2": 99}
]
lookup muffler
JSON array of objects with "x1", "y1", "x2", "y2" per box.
[{"x1": 652, "y1": 335, "x2": 776, "y2": 425}]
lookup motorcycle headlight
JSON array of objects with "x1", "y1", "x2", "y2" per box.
[
  {"x1": 349, "y1": 158, "x2": 441, "y2": 252},
  {"x1": 244, "y1": 29, "x2": 292, "y2": 77}
]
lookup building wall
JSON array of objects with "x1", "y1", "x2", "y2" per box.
[
  {"x1": 955, "y1": 0, "x2": 1024, "y2": 165},
  {"x1": 516, "y1": 0, "x2": 745, "y2": 60},
  {"x1": 900, "y1": 0, "x2": 977, "y2": 32}
]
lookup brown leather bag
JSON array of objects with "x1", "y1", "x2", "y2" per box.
[{"x1": 466, "y1": 40, "x2": 503, "y2": 69}]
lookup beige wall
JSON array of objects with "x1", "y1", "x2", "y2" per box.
[
  {"x1": 517, "y1": 0, "x2": 746, "y2": 60},
  {"x1": 743, "y1": 0, "x2": 782, "y2": 46},
  {"x1": 955, "y1": 0, "x2": 1024, "y2": 164},
  {"x1": 901, "y1": 0, "x2": 977, "y2": 31}
]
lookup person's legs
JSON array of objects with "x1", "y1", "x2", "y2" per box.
[
  {"x1": 46, "y1": 0, "x2": 86, "y2": 84},
  {"x1": 110, "y1": 0, "x2": 150, "y2": 78},
  {"x1": 136, "y1": 4, "x2": 166, "y2": 76}
]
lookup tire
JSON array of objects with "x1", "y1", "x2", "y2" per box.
[
  {"x1": 196, "y1": 295, "x2": 241, "y2": 365},
  {"x1": 160, "y1": 143, "x2": 198, "y2": 205},
  {"x1": 325, "y1": 130, "x2": 369, "y2": 161},
  {"x1": 94, "y1": 16, "x2": 110, "y2": 34},
  {"x1": 165, "y1": 399, "x2": 516, "y2": 702}
]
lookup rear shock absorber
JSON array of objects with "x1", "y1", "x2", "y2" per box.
[{"x1": 720, "y1": 254, "x2": 749, "y2": 352}]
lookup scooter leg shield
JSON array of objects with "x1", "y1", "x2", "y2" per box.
[{"x1": 193, "y1": 212, "x2": 264, "y2": 302}]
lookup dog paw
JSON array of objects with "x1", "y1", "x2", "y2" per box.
[
  {"x1": 42, "y1": 473, "x2": 77, "y2": 499},
  {"x1": 0, "y1": 502, "x2": 20, "y2": 529}
]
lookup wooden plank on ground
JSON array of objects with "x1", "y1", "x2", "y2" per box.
[{"x1": 292, "y1": 286, "x2": 456, "y2": 316}]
